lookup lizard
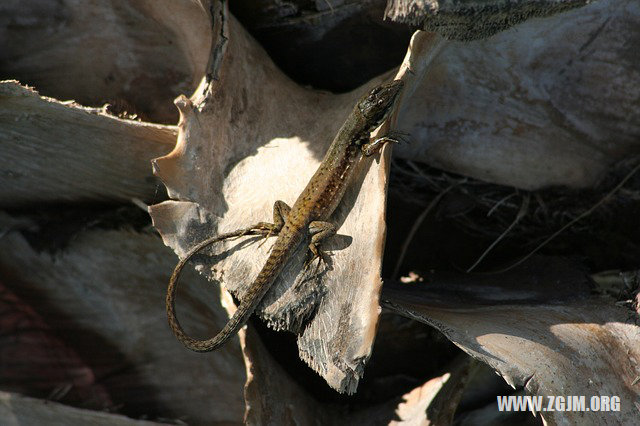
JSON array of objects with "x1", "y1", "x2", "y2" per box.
[{"x1": 166, "y1": 80, "x2": 404, "y2": 352}]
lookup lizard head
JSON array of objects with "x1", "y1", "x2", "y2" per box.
[{"x1": 357, "y1": 80, "x2": 404, "y2": 132}]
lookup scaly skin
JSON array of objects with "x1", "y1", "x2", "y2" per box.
[{"x1": 166, "y1": 80, "x2": 404, "y2": 352}]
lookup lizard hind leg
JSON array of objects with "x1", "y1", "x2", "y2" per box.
[
  {"x1": 304, "y1": 220, "x2": 337, "y2": 271},
  {"x1": 166, "y1": 200, "x2": 291, "y2": 353},
  {"x1": 256, "y1": 200, "x2": 291, "y2": 248}
]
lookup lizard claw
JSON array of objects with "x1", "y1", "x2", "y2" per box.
[
  {"x1": 243, "y1": 222, "x2": 279, "y2": 249},
  {"x1": 257, "y1": 228, "x2": 273, "y2": 248},
  {"x1": 387, "y1": 130, "x2": 412, "y2": 145},
  {"x1": 303, "y1": 256, "x2": 323, "y2": 274},
  {"x1": 304, "y1": 245, "x2": 331, "y2": 273}
]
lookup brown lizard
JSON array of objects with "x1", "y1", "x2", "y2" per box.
[{"x1": 166, "y1": 80, "x2": 404, "y2": 352}]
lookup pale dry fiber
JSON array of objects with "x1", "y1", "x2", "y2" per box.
[
  {"x1": 149, "y1": 0, "x2": 640, "y2": 394},
  {"x1": 149, "y1": 1, "x2": 398, "y2": 392},
  {"x1": 0, "y1": 81, "x2": 176, "y2": 206},
  {"x1": 393, "y1": 0, "x2": 640, "y2": 189},
  {"x1": 0, "y1": 391, "x2": 167, "y2": 426},
  {"x1": 0, "y1": 0, "x2": 209, "y2": 123},
  {"x1": 0, "y1": 0, "x2": 639, "y2": 423},
  {"x1": 382, "y1": 257, "x2": 640, "y2": 425},
  {"x1": 0, "y1": 214, "x2": 246, "y2": 424}
]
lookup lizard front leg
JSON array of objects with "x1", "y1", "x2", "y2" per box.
[
  {"x1": 305, "y1": 221, "x2": 337, "y2": 269},
  {"x1": 361, "y1": 133, "x2": 406, "y2": 156}
]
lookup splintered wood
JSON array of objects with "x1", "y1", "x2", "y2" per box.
[
  {"x1": 392, "y1": 0, "x2": 640, "y2": 189},
  {"x1": 382, "y1": 257, "x2": 640, "y2": 425},
  {"x1": 1, "y1": 0, "x2": 639, "y2": 423},
  {"x1": 149, "y1": 0, "x2": 640, "y2": 395},
  {"x1": 149, "y1": 3, "x2": 392, "y2": 393},
  {"x1": 0, "y1": 82, "x2": 176, "y2": 207}
]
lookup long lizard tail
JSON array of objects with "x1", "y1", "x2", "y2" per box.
[{"x1": 165, "y1": 229, "x2": 288, "y2": 352}]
